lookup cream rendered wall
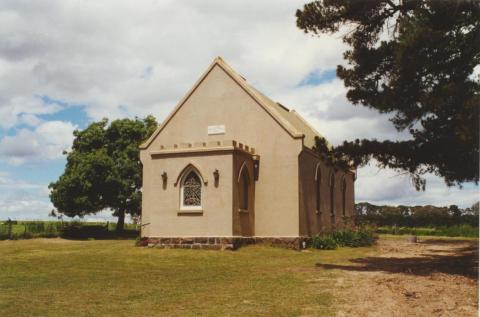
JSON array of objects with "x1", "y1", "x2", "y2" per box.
[
  {"x1": 144, "y1": 65, "x2": 303, "y2": 237},
  {"x1": 141, "y1": 152, "x2": 233, "y2": 237}
]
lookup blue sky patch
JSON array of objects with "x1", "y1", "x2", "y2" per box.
[
  {"x1": 39, "y1": 95, "x2": 90, "y2": 129},
  {"x1": 299, "y1": 69, "x2": 337, "y2": 86}
]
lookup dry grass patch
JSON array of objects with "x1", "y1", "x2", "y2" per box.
[{"x1": 321, "y1": 237, "x2": 479, "y2": 317}]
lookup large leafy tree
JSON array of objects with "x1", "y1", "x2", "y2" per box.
[
  {"x1": 49, "y1": 116, "x2": 157, "y2": 231},
  {"x1": 296, "y1": 0, "x2": 479, "y2": 189}
]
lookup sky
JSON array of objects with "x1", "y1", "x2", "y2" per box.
[{"x1": 0, "y1": 0, "x2": 478, "y2": 221}]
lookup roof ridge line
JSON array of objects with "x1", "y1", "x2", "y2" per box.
[
  {"x1": 290, "y1": 110, "x2": 332, "y2": 149},
  {"x1": 213, "y1": 60, "x2": 304, "y2": 138},
  {"x1": 140, "y1": 57, "x2": 304, "y2": 149}
]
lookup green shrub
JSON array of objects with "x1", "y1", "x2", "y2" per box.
[
  {"x1": 22, "y1": 231, "x2": 33, "y2": 239},
  {"x1": 312, "y1": 228, "x2": 376, "y2": 250},
  {"x1": 44, "y1": 223, "x2": 59, "y2": 237},
  {"x1": 61, "y1": 224, "x2": 109, "y2": 239},
  {"x1": 25, "y1": 222, "x2": 45, "y2": 234},
  {"x1": 312, "y1": 235, "x2": 338, "y2": 250},
  {"x1": 354, "y1": 230, "x2": 376, "y2": 246},
  {"x1": 331, "y1": 230, "x2": 351, "y2": 246}
]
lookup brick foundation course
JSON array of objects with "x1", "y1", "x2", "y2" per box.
[{"x1": 140, "y1": 236, "x2": 312, "y2": 250}]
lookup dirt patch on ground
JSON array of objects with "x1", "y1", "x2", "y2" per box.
[{"x1": 317, "y1": 238, "x2": 479, "y2": 317}]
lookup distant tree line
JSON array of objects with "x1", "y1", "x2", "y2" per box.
[{"x1": 355, "y1": 202, "x2": 479, "y2": 228}]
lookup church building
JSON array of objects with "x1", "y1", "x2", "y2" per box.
[{"x1": 139, "y1": 57, "x2": 355, "y2": 249}]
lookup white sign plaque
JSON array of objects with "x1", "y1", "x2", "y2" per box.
[{"x1": 208, "y1": 125, "x2": 226, "y2": 135}]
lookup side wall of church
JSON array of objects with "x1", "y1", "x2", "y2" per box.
[{"x1": 298, "y1": 149, "x2": 355, "y2": 236}]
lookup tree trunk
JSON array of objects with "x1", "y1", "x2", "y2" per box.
[{"x1": 116, "y1": 209, "x2": 125, "y2": 233}]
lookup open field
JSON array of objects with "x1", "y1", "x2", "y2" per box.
[
  {"x1": 2, "y1": 221, "x2": 477, "y2": 240},
  {"x1": 0, "y1": 236, "x2": 477, "y2": 316},
  {"x1": 376, "y1": 225, "x2": 479, "y2": 237},
  {"x1": 0, "y1": 221, "x2": 137, "y2": 240}
]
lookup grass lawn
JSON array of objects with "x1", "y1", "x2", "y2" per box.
[{"x1": 0, "y1": 239, "x2": 372, "y2": 317}]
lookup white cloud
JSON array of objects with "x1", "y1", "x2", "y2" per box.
[
  {"x1": 0, "y1": 0, "x2": 476, "y2": 214},
  {"x1": 0, "y1": 171, "x2": 43, "y2": 190},
  {"x1": 356, "y1": 162, "x2": 479, "y2": 208},
  {"x1": 0, "y1": 171, "x2": 129, "y2": 221},
  {"x1": 0, "y1": 198, "x2": 53, "y2": 220},
  {"x1": 0, "y1": 0, "x2": 347, "y2": 124},
  {"x1": 470, "y1": 64, "x2": 480, "y2": 82},
  {"x1": 0, "y1": 120, "x2": 76, "y2": 165},
  {"x1": 0, "y1": 171, "x2": 52, "y2": 220},
  {"x1": 0, "y1": 95, "x2": 60, "y2": 129},
  {"x1": 270, "y1": 78, "x2": 412, "y2": 144}
]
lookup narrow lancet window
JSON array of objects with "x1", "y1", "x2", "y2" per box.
[
  {"x1": 330, "y1": 172, "x2": 335, "y2": 217},
  {"x1": 315, "y1": 165, "x2": 321, "y2": 214},
  {"x1": 239, "y1": 166, "x2": 250, "y2": 211}
]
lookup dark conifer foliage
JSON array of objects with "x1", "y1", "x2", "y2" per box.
[{"x1": 297, "y1": 0, "x2": 480, "y2": 189}]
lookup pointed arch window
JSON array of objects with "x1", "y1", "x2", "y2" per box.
[
  {"x1": 238, "y1": 163, "x2": 250, "y2": 212},
  {"x1": 240, "y1": 169, "x2": 250, "y2": 210},
  {"x1": 315, "y1": 164, "x2": 322, "y2": 214},
  {"x1": 180, "y1": 170, "x2": 202, "y2": 210},
  {"x1": 342, "y1": 176, "x2": 347, "y2": 216},
  {"x1": 329, "y1": 172, "x2": 335, "y2": 217}
]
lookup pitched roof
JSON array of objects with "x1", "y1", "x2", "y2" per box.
[
  {"x1": 247, "y1": 86, "x2": 328, "y2": 149},
  {"x1": 140, "y1": 56, "x2": 327, "y2": 149}
]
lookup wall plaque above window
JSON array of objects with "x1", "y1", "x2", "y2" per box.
[{"x1": 207, "y1": 125, "x2": 225, "y2": 135}]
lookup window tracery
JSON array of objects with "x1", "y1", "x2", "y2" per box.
[{"x1": 182, "y1": 171, "x2": 202, "y2": 207}]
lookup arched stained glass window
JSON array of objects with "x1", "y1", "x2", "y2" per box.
[{"x1": 182, "y1": 171, "x2": 202, "y2": 207}]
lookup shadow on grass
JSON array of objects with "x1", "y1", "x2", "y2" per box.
[
  {"x1": 60, "y1": 226, "x2": 138, "y2": 240},
  {"x1": 60, "y1": 233, "x2": 138, "y2": 240},
  {"x1": 315, "y1": 240, "x2": 478, "y2": 280}
]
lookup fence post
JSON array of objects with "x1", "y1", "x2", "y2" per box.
[
  {"x1": 5, "y1": 219, "x2": 18, "y2": 239},
  {"x1": 6, "y1": 219, "x2": 12, "y2": 240}
]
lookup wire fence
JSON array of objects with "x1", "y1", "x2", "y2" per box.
[{"x1": 0, "y1": 220, "x2": 138, "y2": 240}]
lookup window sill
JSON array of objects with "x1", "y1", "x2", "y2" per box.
[
  {"x1": 238, "y1": 209, "x2": 249, "y2": 213},
  {"x1": 178, "y1": 209, "x2": 203, "y2": 216}
]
